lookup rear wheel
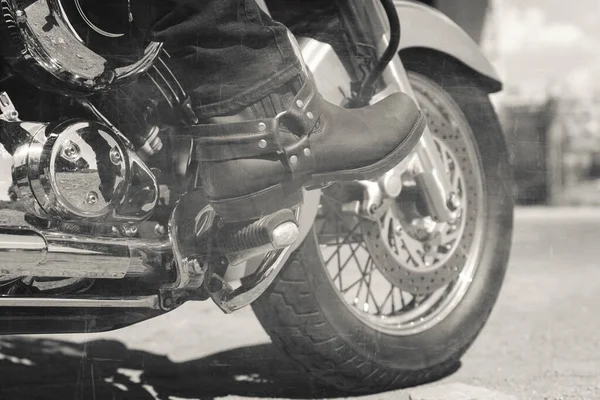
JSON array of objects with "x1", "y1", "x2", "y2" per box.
[{"x1": 252, "y1": 68, "x2": 513, "y2": 392}]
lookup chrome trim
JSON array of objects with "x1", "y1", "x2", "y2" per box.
[
  {"x1": 210, "y1": 208, "x2": 301, "y2": 314},
  {"x1": 164, "y1": 199, "x2": 207, "y2": 290},
  {"x1": 3, "y1": 113, "x2": 159, "y2": 223},
  {"x1": 210, "y1": 247, "x2": 291, "y2": 314},
  {"x1": 0, "y1": 295, "x2": 160, "y2": 309},
  {"x1": 0, "y1": 226, "x2": 169, "y2": 279},
  {"x1": 1, "y1": 0, "x2": 162, "y2": 94}
]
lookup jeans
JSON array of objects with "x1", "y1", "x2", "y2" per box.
[{"x1": 130, "y1": 0, "x2": 311, "y2": 118}]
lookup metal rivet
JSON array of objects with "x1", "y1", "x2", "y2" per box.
[
  {"x1": 289, "y1": 155, "x2": 298, "y2": 164},
  {"x1": 303, "y1": 148, "x2": 311, "y2": 156},
  {"x1": 258, "y1": 122, "x2": 266, "y2": 132},
  {"x1": 85, "y1": 191, "x2": 98, "y2": 205},
  {"x1": 296, "y1": 99, "x2": 304, "y2": 108},
  {"x1": 306, "y1": 111, "x2": 314, "y2": 120},
  {"x1": 258, "y1": 139, "x2": 267, "y2": 149}
]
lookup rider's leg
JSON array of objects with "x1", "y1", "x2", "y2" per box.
[
  {"x1": 132, "y1": 0, "x2": 425, "y2": 222},
  {"x1": 132, "y1": 0, "x2": 304, "y2": 117}
]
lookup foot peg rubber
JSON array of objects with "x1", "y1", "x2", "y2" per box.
[{"x1": 214, "y1": 209, "x2": 299, "y2": 266}]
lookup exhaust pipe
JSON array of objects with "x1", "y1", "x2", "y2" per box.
[{"x1": 0, "y1": 227, "x2": 169, "y2": 279}]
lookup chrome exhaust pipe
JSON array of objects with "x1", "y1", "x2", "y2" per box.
[{"x1": 0, "y1": 227, "x2": 169, "y2": 279}]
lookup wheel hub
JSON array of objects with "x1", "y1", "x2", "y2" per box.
[{"x1": 360, "y1": 113, "x2": 471, "y2": 295}]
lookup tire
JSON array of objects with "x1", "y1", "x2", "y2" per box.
[{"x1": 252, "y1": 64, "x2": 514, "y2": 393}]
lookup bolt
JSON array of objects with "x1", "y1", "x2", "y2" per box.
[
  {"x1": 7, "y1": 110, "x2": 18, "y2": 121},
  {"x1": 85, "y1": 191, "x2": 98, "y2": 205},
  {"x1": 63, "y1": 142, "x2": 80, "y2": 160},
  {"x1": 306, "y1": 111, "x2": 314, "y2": 120},
  {"x1": 258, "y1": 122, "x2": 267, "y2": 132},
  {"x1": 163, "y1": 297, "x2": 174, "y2": 308},
  {"x1": 447, "y1": 192, "x2": 461, "y2": 211},
  {"x1": 289, "y1": 155, "x2": 298, "y2": 164},
  {"x1": 296, "y1": 99, "x2": 304, "y2": 108},
  {"x1": 109, "y1": 147, "x2": 122, "y2": 165},
  {"x1": 154, "y1": 224, "x2": 167, "y2": 237},
  {"x1": 395, "y1": 224, "x2": 402, "y2": 235},
  {"x1": 303, "y1": 148, "x2": 311, "y2": 156},
  {"x1": 369, "y1": 204, "x2": 378, "y2": 214},
  {"x1": 258, "y1": 139, "x2": 267, "y2": 149},
  {"x1": 220, "y1": 257, "x2": 228, "y2": 266},
  {"x1": 123, "y1": 224, "x2": 138, "y2": 237}
]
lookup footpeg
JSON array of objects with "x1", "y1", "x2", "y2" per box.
[{"x1": 213, "y1": 209, "x2": 299, "y2": 266}]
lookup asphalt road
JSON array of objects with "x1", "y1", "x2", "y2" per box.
[{"x1": 0, "y1": 207, "x2": 599, "y2": 400}]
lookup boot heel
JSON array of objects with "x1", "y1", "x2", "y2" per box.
[{"x1": 210, "y1": 183, "x2": 303, "y2": 223}]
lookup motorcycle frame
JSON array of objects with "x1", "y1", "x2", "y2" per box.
[{"x1": 0, "y1": 0, "x2": 502, "y2": 334}]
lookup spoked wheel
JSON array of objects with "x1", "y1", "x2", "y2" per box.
[
  {"x1": 253, "y1": 68, "x2": 513, "y2": 393},
  {"x1": 318, "y1": 78, "x2": 484, "y2": 336}
]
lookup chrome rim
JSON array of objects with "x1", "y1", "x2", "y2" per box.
[{"x1": 316, "y1": 78, "x2": 486, "y2": 336}]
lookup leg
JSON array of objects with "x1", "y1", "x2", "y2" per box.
[
  {"x1": 129, "y1": 0, "x2": 426, "y2": 223},
  {"x1": 132, "y1": 0, "x2": 304, "y2": 117}
]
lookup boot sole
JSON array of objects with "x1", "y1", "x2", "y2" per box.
[{"x1": 211, "y1": 114, "x2": 426, "y2": 222}]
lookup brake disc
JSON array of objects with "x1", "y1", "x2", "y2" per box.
[{"x1": 361, "y1": 109, "x2": 478, "y2": 295}]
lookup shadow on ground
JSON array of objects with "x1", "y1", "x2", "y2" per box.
[{"x1": 0, "y1": 338, "x2": 461, "y2": 399}]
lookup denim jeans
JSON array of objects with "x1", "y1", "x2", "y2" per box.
[{"x1": 130, "y1": 0, "x2": 313, "y2": 118}]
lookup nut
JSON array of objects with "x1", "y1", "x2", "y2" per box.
[
  {"x1": 62, "y1": 142, "x2": 80, "y2": 160},
  {"x1": 85, "y1": 191, "x2": 98, "y2": 205}
]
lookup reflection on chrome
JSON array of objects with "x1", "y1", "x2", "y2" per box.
[
  {"x1": 5, "y1": 118, "x2": 158, "y2": 223},
  {"x1": 0, "y1": 0, "x2": 162, "y2": 94}
]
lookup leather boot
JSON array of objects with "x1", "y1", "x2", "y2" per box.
[{"x1": 190, "y1": 74, "x2": 425, "y2": 223}]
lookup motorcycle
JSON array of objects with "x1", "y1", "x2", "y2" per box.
[{"x1": 0, "y1": 0, "x2": 513, "y2": 393}]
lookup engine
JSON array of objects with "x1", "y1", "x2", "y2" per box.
[{"x1": 0, "y1": 97, "x2": 159, "y2": 225}]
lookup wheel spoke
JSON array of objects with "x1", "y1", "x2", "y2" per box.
[
  {"x1": 323, "y1": 221, "x2": 361, "y2": 265},
  {"x1": 317, "y1": 82, "x2": 485, "y2": 335},
  {"x1": 343, "y1": 256, "x2": 372, "y2": 295},
  {"x1": 365, "y1": 264, "x2": 381, "y2": 314},
  {"x1": 380, "y1": 285, "x2": 395, "y2": 314},
  {"x1": 331, "y1": 242, "x2": 362, "y2": 283}
]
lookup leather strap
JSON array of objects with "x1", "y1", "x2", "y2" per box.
[
  {"x1": 190, "y1": 79, "x2": 320, "y2": 176},
  {"x1": 279, "y1": 81, "x2": 321, "y2": 136},
  {"x1": 194, "y1": 118, "x2": 286, "y2": 161}
]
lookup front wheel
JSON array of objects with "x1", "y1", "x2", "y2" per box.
[{"x1": 252, "y1": 69, "x2": 514, "y2": 392}]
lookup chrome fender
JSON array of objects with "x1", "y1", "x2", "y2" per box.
[{"x1": 394, "y1": 0, "x2": 501, "y2": 92}]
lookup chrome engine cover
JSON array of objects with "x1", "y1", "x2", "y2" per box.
[
  {"x1": 5, "y1": 117, "x2": 158, "y2": 222},
  {"x1": 0, "y1": 0, "x2": 162, "y2": 94}
]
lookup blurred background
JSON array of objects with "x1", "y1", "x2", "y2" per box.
[{"x1": 427, "y1": 0, "x2": 600, "y2": 206}]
